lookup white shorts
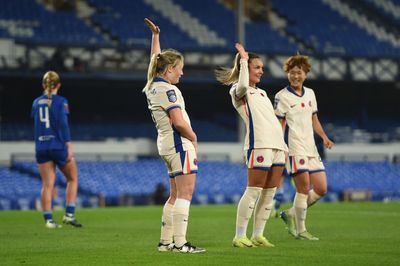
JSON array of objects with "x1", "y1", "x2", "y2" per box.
[
  {"x1": 161, "y1": 150, "x2": 198, "y2": 177},
  {"x1": 286, "y1": 155, "x2": 325, "y2": 175},
  {"x1": 245, "y1": 148, "x2": 286, "y2": 170}
]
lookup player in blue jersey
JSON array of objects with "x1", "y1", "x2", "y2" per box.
[{"x1": 31, "y1": 71, "x2": 82, "y2": 229}]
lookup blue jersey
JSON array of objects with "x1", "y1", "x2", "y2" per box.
[{"x1": 31, "y1": 94, "x2": 71, "y2": 151}]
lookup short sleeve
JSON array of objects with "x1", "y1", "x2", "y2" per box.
[
  {"x1": 274, "y1": 93, "x2": 288, "y2": 119},
  {"x1": 311, "y1": 90, "x2": 318, "y2": 114},
  {"x1": 31, "y1": 100, "x2": 36, "y2": 118},
  {"x1": 62, "y1": 98, "x2": 70, "y2": 115}
]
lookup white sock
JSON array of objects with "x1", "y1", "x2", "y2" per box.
[
  {"x1": 307, "y1": 189, "x2": 321, "y2": 207},
  {"x1": 288, "y1": 206, "x2": 295, "y2": 217},
  {"x1": 235, "y1": 187, "x2": 262, "y2": 239},
  {"x1": 288, "y1": 190, "x2": 320, "y2": 215},
  {"x1": 294, "y1": 192, "x2": 308, "y2": 234},
  {"x1": 173, "y1": 198, "x2": 191, "y2": 247},
  {"x1": 252, "y1": 187, "x2": 276, "y2": 238},
  {"x1": 160, "y1": 202, "x2": 174, "y2": 245}
]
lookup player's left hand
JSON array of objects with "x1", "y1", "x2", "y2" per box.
[
  {"x1": 235, "y1": 43, "x2": 249, "y2": 60},
  {"x1": 144, "y1": 18, "x2": 160, "y2": 34},
  {"x1": 324, "y1": 137, "x2": 334, "y2": 149}
]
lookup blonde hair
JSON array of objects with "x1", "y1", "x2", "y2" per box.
[
  {"x1": 42, "y1": 71, "x2": 60, "y2": 107},
  {"x1": 215, "y1": 52, "x2": 261, "y2": 85},
  {"x1": 143, "y1": 49, "x2": 184, "y2": 93},
  {"x1": 283, "y1": 54, "x2": 311, "y2": 73}
]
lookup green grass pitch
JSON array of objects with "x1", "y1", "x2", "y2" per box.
[{"x1": 1, "y1": 202, "x2": 399, "y2": 265}]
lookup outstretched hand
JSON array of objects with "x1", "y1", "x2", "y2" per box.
[
  {"x1": 235, "y1": 43, "x2": 248, "y2": 60},
  {"x1": 144, "y1": 18, "x2": 160, "y2": 34}
]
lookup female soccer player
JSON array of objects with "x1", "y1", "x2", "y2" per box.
[
  {"x1": 31, "y1": 71, "x2": 82, "y2": 229},
  {"x1": 216, "y1": 43, "x2": 287, "y2": 248},
  {"x1": 143, "y1": 18, "x2": 205, "y2": 253},
  {"x1": 274, "y1": 54, "x2": 334, "y2": 240}
]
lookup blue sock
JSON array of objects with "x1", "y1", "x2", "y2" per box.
[
  {"x1": 66, "y1": 203, "x2": 76, "y2": 217},
  {"x1": 274, "y1": 188, "x2": 284, "y2": 210},
  {"x1": 43, "y1": 211, "x2": 53, "y2": 222}
]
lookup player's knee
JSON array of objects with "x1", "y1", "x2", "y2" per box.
[
  {"x1": 296, "y1": 186, "x2": 309, "y2": 194},
  {"x1": 169, "y1": 192, "x2": 177, "y2": 201},
  {"x1": 314, "y1": 187, "x2": 327, "y2": 196},
  {"x1": 178, "y1": 189, "x2": 193, "y2": 201},
  {"x1": 66, "y1": 176, "x2": 78, "y2": 183},
  {"x1": 42, "y1": 184, "x2": 53, "y2": 191}
]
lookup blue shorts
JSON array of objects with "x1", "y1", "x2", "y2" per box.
[{"x1": 36, "y1": 149, "x2": 68, "y2": 168}]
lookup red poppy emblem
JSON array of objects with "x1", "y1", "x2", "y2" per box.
[
  {"x1": 260, "y1": 93, "x2": 265, "y2": 97},
  {"x1": 257, "y1": 156, "x2": 264, "y2": 163},
  {"x1": 301, "y1": 103, "x2": 305, "y2": 108},
  {"x1": 299, "y1": 159, "x2": 305, "y2": 165}
]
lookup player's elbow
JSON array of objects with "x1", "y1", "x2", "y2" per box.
[{"x1": 172, "y1": 120, "x2": 187, "y2": 131}]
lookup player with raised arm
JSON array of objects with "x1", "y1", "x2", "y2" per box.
[
  {"x1": 216, "y1": 43, "x2": 288, "y2": 248},
  {"x1": 143, "y1": 18, "x2": 205, "y2": 253}
]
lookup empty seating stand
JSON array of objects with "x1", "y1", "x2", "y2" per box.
[
  {"x1": 0, "y1": 0, "x2": 105, "y2": 46},
  {"x1": 2, "y1": 159, "x2": 399, "y2": 210}
]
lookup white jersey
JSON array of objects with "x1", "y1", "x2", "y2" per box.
[
  {"x1": 230, "y1": 59, "x2": 287, "y2": 152},
  {"x1": 274, "y1": 85, "x2": 319, "y2": 156},
  {"x1": 146, "y1": 77, "x2": 195, "y2": 156}
]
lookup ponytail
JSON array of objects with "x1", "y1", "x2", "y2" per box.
[
  {"x1": 143, "y1": 53, "x2": 159, "y2": 93},
  {"x1": 215, "y1": 53, "x2": 241, "y2": 85},
  {"x1": 46, "y1": 88, "x2": 53, "y2": 107},
  {"x1": 42, "y1": 71, "x2": 60, "y2": 107}
]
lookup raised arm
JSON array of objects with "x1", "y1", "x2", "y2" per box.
[
  {"x1": 312, "y1": 113, "x2": 334, "y2": 149},
  {"x1": 235, "y1": 43, "x2": 250, "y2": 99},
  {"x1": 144, "y1": 18, "x2": 161, "y2": 56}
]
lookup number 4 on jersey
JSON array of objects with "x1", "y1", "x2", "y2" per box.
[{"x1": 39, "y1": 106, "x2": 50, "y2": 128}]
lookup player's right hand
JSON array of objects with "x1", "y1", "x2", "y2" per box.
[{"x1": 144, "y1": 18, "x2": 160, "y2": 34}]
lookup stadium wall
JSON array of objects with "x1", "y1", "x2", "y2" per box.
[{"x1": 1, "y1": 140, "x2": 399, "y2": 165}]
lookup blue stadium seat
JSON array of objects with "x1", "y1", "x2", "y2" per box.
[
  {"x1": 271, "y1": 0, "x2": 400, "y2": 57},
  {"x1": 0, "y1": 0, "x2": 106, "y2": 46},
  {"x1": 3, "y1": 159, "x2": 400, "y2": 210}
]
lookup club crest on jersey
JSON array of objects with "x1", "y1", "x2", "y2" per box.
[
  {"x1": 309, "y1": 100, "x2": 312, "y2": 107},
  {"x1": 193, "y1": 158, "x2": 198, "y2": 165},
  {"x1": 64, "y1": 103, "x2": 69, "y2": 112},
  {"x1": 166, "y1": 90, "x2": 177, "y2": 103},
  {"x1": 257, "y1": 156, "x2": 264, "y2": 163}
]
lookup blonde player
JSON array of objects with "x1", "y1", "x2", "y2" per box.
[
  {"x1": 31, "y1": 71, "x2": 82, "y2": 228},
  {"x1": 216, "y1": 43, "x2": 287, "y2": 248},
  {"x1": 143, "y1": 18, "x2": 205, "y2": 253},
  {"x1": 274, "y1": 54, "x2": 334, "y2": 240}
]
